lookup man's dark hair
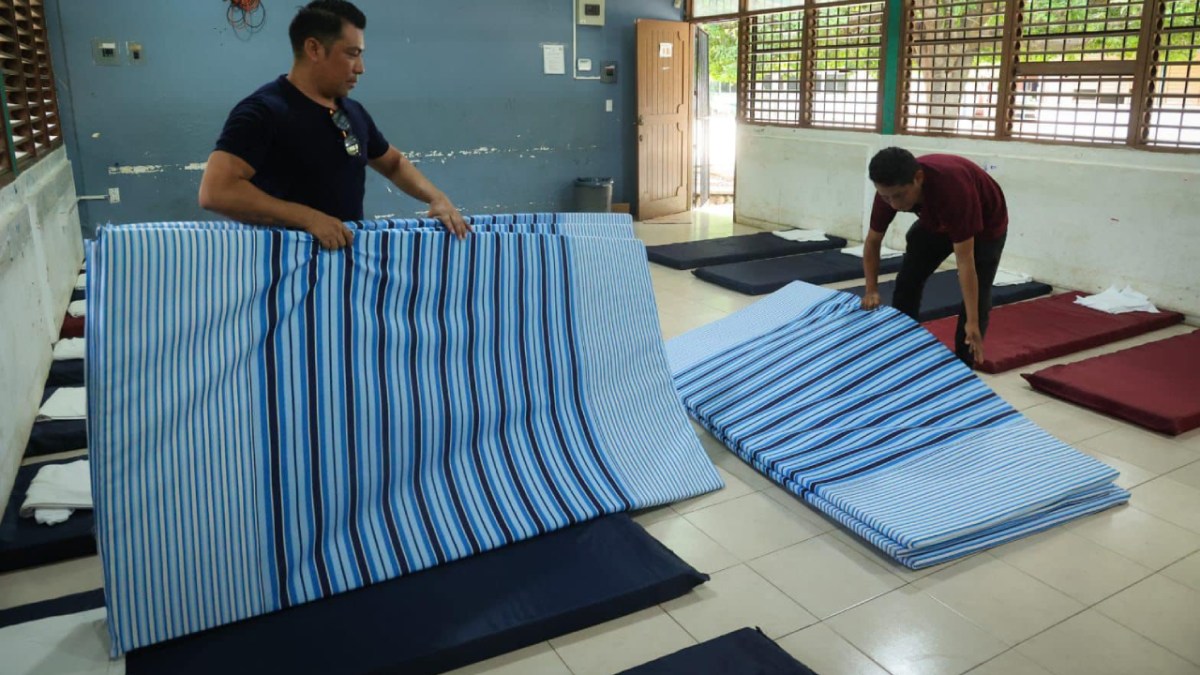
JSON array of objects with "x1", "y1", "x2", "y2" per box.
[
  {"x1": 869, "y1": 147, "x2": 920, "y2": 186},
  {"x1": 289, "y1": 0, "x2": 366, "y2": 56}
]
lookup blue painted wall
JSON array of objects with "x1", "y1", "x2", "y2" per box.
[{"x1": 45, "y1": 0, "x2": 684, "y2": 234}]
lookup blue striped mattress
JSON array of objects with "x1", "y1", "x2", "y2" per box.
[
  {"x1": 86, "y1": 216, "x2": 720, "y2": 654},
  {"x1": 666, "y1": 282, "x2": 1128, "y2": 570},
  {"x1": 117, "y1": 213, "x2": 636, "y2": 239}
]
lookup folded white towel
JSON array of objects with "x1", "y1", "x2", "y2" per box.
[
  {"x1": 53, "y1": 338, "x2": 86, "y2": 361},
  {"x1": 993, "y1": 269, "x2": 1033, "y2": 286},
  {"x1": 37, "y1": 387, "x2": 87, "y2": 420},
  {"x1": 841, "y1": 244, "x2": 904, "y2": 259},
  {"x1": 1076, "y1": 285, "x2": 1160, "y2": 314},
  {"x1": 74, "y1": 273, "x2": 87, "y2": 290},
  {"x1": 67, "y1": 300, "x2": 86, "y2": 318},
  {"x1": 771, "y1": 229, "x2": 828, "y2": 242},
  {"x1": 21, "y1": 460, "x2": 92, "y2": 526}
]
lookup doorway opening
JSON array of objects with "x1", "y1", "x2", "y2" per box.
[{"x1": 694, "y1": 20, "x2": 737, "y2": 211}]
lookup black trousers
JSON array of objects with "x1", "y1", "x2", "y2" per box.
[{"x1": 892, "y1": 223, "x2": 1007, "y2": 368}]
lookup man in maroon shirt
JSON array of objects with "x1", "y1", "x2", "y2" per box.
[{"x1": 860, "y1": 147, "x2": 1008, "y2": 368}]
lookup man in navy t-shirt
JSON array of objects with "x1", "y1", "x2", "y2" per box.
[
  {"x1": 860, "y1": 148, "x2": 1008, "y2": 368},
  {"x1": 199, "y1": 0, "x2": 468, "y2": 249}
]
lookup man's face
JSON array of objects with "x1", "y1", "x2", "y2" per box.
[
  {"x1": 312, "y1": 23, "x2": 365, "y2": 99},
  {"x1": 874, "y1": 169, "x2": 924, "y2": 212}
]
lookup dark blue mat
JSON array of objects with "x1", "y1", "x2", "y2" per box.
[
  {"x1": 619, "y1": 628, "x2": 818, "y2": 674},
  {"x1": 843, "y1": 269, "x2": 1053, "y2": 321},
  {"x1": 25, "y1": 387, "x2": 87, "y2": 458},
  {"x1": 127, "y1": 515, "x2": 707, "y2": 675},
  {"x1": 0, "y1": 589, "x2": 105, "y2": 629},
  {"x1": 0, "y1": 458, "x2": 96, "y2": 573},
  {"x1": 47, "y1": 359, "x2": 85, "y2": 387},
  {"x1": 693, "y1": 250, "x2": 904, "y2": 295},
  {"x1": 647, "y1": 233, "x2": 847, "y2": 270}
]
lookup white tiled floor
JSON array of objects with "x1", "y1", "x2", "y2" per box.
[{"x1": 2, "y1": 205, "x2": 1199, "y2": 674}]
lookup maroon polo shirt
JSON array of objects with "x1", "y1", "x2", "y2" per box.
[{"x1": 870, "y1": 154, "x2": 1008, "y2": 243}]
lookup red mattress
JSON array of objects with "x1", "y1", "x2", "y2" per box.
[
  {"x1": 60, "y1": 314, "x2": 84, "y2": 339},
  {"x1": 1023, "y1": 330, "x2": 1200, "y2": 435},
  {"x1": 923, "y1": 292, "x2": 1184, "y2": 373}
]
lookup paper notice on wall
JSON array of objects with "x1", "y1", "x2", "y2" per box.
[{"x1": 542, "y1": 43, "x2": 565, "y2": 75}]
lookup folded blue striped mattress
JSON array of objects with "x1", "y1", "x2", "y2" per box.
[
  {"x1": 118, "y1": 212, "x2": 636, "y2": 239},
  {"x1": 86, "y1": 214, "x2": 721, "y2": 654},
  {"x1": 666, "y1": 282, "x2": 1128, "y2": 569}
]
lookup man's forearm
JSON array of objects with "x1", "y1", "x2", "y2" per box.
[
  {"x1": 863, "y1": 234, "x2": 883, "y2": 292},
  {"x1": 202, "y1": 179, "x2": 323, "y2": 231},
  {"x1": 957, "y1": 266, "x2": 980, "y2": 326},
  {"x1": 388, "y1": 154, "x2": 447, "y2": 205}
]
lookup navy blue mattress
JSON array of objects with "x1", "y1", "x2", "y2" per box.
[
  {"x1": 0, "y1": 589, "x2": 105, "y2": 629},
  {"x1": 693, "y1": 250, "x2": 904, "y2": 295},
  {"x1": 25, "y1": 386, "x2": 87, "y2": 458},
  {"x1": 647, "y1": 233, "x2": 847, "y2": 270},
  {"x1": 127, "y1": 515, "x2": 707, "y2": 675},
  {"x1": 47, "y1": 359, "x2": 85, "y2": 387},
  {"x1": 620, "y1": 628, "x2": 817, "y2": 675},
  {"x1": 844, "y1": 269, "x2": 1053, "y2": 321},
  {"x1": 0, "y1": 458, "x2": 96, "y2": 573}
]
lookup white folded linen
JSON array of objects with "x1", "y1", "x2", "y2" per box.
[
  {"x1": 21, "y1": 460, "x2": 92, "y2": 525},
  {"x1": 53, "y1": 338, "x2": 86, "y2": 361},
  {"x1": 993, "y1": 269, "x2": 1033, "y2": 286},
  {"x1": 75, "y1": 273, "x2": 87, "y2": 290},
  {"x1": 771, "y1": 228, "x2": 828, "y2": 242},
  {"x1": 37, "y1": 387, "x2": 87, "y2": 420},
  {"x1": 841, "y1": 244, "x2": 904, "y2": 259},
  {"x1": 67, "y1": 300, "x2": 86, "y2": 317},
  {"x1": 1076, "y1": 285, "x2": 1160, "y2": 314}
]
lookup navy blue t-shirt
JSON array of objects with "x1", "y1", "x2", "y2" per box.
[{"x1": 215, "y1": 75, "x2": 389, "y2": 221}]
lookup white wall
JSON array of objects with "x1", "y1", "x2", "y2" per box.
[
  {"x1": 0, "y1": 147, "x2": 83, "y2": 506},
  {"x1": 735, "y1": 124, "x2": 1200, "y2": 319}
]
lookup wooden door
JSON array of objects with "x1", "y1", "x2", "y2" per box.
[{"x1": 637, "y1": 19, "x2": 693, "y2": 220}]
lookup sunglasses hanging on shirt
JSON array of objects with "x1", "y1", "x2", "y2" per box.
[{"x1": 330, "y1": 108, "x2": 361, "y2": 157}]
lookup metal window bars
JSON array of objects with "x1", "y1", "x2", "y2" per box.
[
  {"x1": 0, "y1": 0, "x2": 62, "y2": 171},
  {"x1": 1008, "y1": 0, "x2": 1143, "y2": 144},
  {"x1": 1142, "y1": 0, "x2": 1200, "y2": 148},
  {"x1": 739, "y1": 3, "x2": 884, "y2": 130}
]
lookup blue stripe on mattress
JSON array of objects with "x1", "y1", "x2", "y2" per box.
[
  {"x1": 692, "y1": 250, "x2": 905, "y2": 295},
  {"x1": 666, "y1": 282, "x2": 1128, "y2": 568},
  {"x1": 0, "y1": 458, "x2": 96, "y2": 573},
  {"x1": 647, "y1": 233, "x2": 848, "y2": 270},
  {"x1": 87, "y1": 221, "x2": 720, "y2": 653},
  {"x1": 842, "y1": 269, "x2": 1052, "y2": 321},
  {"x1": 618, "y1": 628, "x2": 818, "y2": 675},
  {"x1": 125, "y1": 515, "x2": 707, "y2": 675}
]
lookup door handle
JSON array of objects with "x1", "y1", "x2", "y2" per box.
[{"x1": 637, "y1": 115, "x2": 644, "y2": 126}]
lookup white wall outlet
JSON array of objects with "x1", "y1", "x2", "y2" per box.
[
  {"x1": 578, "y1": 58, "x2": 592, "y2": 71},
  {"x1": 108, "y1": 187, "x2": 121, "y2": 204},
  {"x1": 605, "y1": 99, "x2": 613, "y2": 112}
]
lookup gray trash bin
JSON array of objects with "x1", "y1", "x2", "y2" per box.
[{"x1": 574, "y1": 177, "x2": 613, "y2": 213}]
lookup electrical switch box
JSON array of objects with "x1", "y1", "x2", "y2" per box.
[
  {"x1": 601, "y1": 61, "x2": 617, "y2": 84},
  {"x1": 92, "y1": 39, "x2": 120, "y2": 66},
  {"x1": 578, "y1": 0, "x2": 605, "y2": 26}
]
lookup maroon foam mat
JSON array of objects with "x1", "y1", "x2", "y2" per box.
[
  {"x1": 924, "y1": 292, "x2": 1184, "y2": 373},
  {"x1": 1023, "y1": 330, "x2": 1200, "y2": 436}
]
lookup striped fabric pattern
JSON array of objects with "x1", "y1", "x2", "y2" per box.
[
  {"x1": 666, "y1": 282, "x2": 1128, "y2": 569},
  {"x1": 118, "y1": 213, "x2": 636, "y2": 239},
  {"x1": 87, "y1": 218, "x2": 721, "y2": 654}
]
